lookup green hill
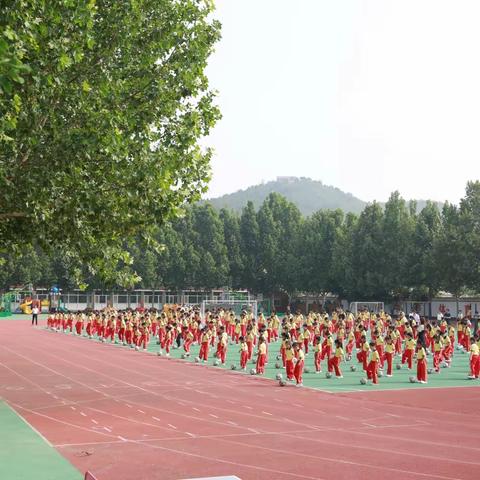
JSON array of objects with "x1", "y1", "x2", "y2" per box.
[
  {"x1": 204, "y1": 177, "x2": 443, "y2": 215},
  {"x1": 204, "y1": 177, "x2": 367, "y2": 215}
]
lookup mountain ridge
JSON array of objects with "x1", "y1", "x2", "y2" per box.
[{"x1": 203, "y1": 177, "x2": 443, "y2": 215}]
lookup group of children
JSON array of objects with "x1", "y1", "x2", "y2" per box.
[{"x1": 45, "y1": 306, "x2": 480, "y2": 387}]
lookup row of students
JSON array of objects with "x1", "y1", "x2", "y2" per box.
[{"x1": 46, "y1": 307, "x2": 480, "y2": 383}]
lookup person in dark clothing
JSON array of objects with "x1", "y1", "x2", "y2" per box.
[
  {"x1": 31, "y1": 305, "x2": 39, "y2": 326},
  {"x1": 417, "y1": 317, "x2": 427, "y2": 349}
]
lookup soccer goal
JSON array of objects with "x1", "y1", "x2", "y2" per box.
[
  {"x1": 349, "y1": 301, "x2": 385, "y2": 316},
  {"x1": 200, "y1": 299, "x2": 258, "y2": 324}
]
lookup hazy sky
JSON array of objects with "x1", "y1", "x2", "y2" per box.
[{"x1": 204, "y1": 0, "x2": 480, "y2": 203}]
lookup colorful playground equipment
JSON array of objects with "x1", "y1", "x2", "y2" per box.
[
  {"x1": 10, "y1": 286, "x2": 61, "y2": 314},
  {"x1": 18, "y1": 297, "x2": 45, "y2": 314},
  {"x1": 20, "y1": 298, "x2": 33, "y2": 314},
  {"x1": 0, "y1": 293, "x2": 14, "y2": 317}
]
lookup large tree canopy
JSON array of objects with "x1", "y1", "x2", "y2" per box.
[{"x1": 0, "y1": 0, "x2": 221, "y2": 284}]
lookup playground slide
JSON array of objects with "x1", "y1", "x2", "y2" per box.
[{"x1": 20, "y1": 301, "x2": 32, "y2": 315}]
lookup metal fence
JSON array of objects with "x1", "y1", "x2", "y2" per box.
[{"x1": 10, "y1": 289, "x2": 256, "y2": 312}]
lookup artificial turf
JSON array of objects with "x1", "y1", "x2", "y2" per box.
[
  {"x1": 55, "y1": 326, "x2": 478, "y2": 393},
  {"x1": 0, "y1": 401, "x2": 82, "y2": 480},
  {"x1": 144, "y1": 336, "x2": 477, "y2": 392}
]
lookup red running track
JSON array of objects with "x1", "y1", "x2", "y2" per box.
[{"x1": 0, "y1": 320, "x2": 479, "y2": 480}]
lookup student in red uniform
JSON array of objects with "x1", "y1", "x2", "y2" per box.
[
  {"x1": 360, "y1": 335, "x2": 370, "y2": 372},
  {"x1": 313, "y1": 335, "x2": 322, "y2": 373},
  {"x1": 239, "y1": 336, "x2": 249, "y2": 371},
  {"x1": 374, "y1": 331, "x2": 385, "y2": 369},
  {"x1": 321, "y1": 332, "x2": 333, "y2": 361},
  {"x1": 327, "y1": 339, "x2": 344, "y2": 378},
  {"x1": 402, "y1": 332, "x2": 415, "y2": 370},
  {"x1": 432, "y1": 334, "x2": 443, "y2": 373},
  {"x1": 416, "y1": 342, "x2": 428, "y2": 384},
  {"x1": 246, "y1": 326, "x2": 255, "y2": 360},
  {"x1": 468, "y1": 335, "x2": 480, "y2": 379},
  {"x1": 384, "y1": 335, "x2": 395, "y2": 377},
  {"x1": 183, "y1": 326, "x2": 194, "y2": 355},
  {"x1": 293, "y1": 342, "x2": 305, "y2": 386},
  {"x1": 75, "y1": 314, "x2": 83, "y2": 335},
  {"x1": 199, "y1": 327, "x2": 210, "y2": 363},
  {"x1": 280, "y1": 332, "x2": 288, "y2": 368},
  {"x1": 284, "y1": 340, "x2": 295, "y2": 381},
  {"x1": 215, "y1": 326, "x2": 228, "y2": 365},
  {"x1": 118, "y1": 317, "x2": 126, "y2": 344},
  {"x1": 162, "y1": 325, "x2": 173, "y2": 356},
  {"x1": 256, "y1": 337, "x2": 267, "y2": 374},
  {"x1": 367, "y1": 341, "x2": 380, "y2": 384},
  {"x1": 345, "y1": 330, "x2": 354, "y2": 361}
]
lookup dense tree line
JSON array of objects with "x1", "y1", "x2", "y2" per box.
[{"x1": 2, "y1": 182, "x2": 480, "y2": 303}]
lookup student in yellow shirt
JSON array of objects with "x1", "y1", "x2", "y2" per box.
[
  {"x1": 313, "y1": 335, "x2": 323, "y2": 373},
  {"x1": 199, "y1": 327, "x2": 210, "y2": 363},
  {"x1": 457, "y1": 321, "x2": 464, "y2": 346},
  {"x1": 345, "y1": 330, "x2": 355, "y2": 361},
  {"x1": 293, "y1": 342, "x2": 305, "y2": 386},
  {"x1": 239, "y1": 336, "x2": 249, "y2": 371},
  {"x1": 468, "y1": 335, "x2": 480, "y2": 379},
  {"x1": 384, "y1": 335, "x2": 395, "y2": 377},
  {"x1": 441, "y1": 333, "x2": 452, "y2": 366},
  {"x1": 367, "y1": 341, "x2": 380, "y2": 384},
  {"x1": 463, "y1": 323, "x2": 472, "y2": 351},
  {"x1": 256, "y1": 337, "x2": 267, "y2": 374},
  {"x1": 284, "y1": 340, "x2": 295, "y2": 381},
  {"x1": 374, "y1": 330, "x2": 385, "y2": 370},
  {"x1": 401, "y1": 333, "x2": 415, "y2": 370},
  {"x1": 301, "y1": 325, "x2": 311, "y2": 354},
  {"x1": 327, "y1": 339, "x2": 344, "y2": 378},
  {"x1": 246, "y1": 326, "x2": 255, "y2": 360},
  {"x1": 416, "y1": 342, "x2": 428, "y2": 383},
  {"x1": 432, "y1": 334, "x2": 443, "y2": 373}
]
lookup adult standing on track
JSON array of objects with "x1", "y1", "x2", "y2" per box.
[{"x1": 31, "y1": 305, "x2": 39, "y2": 326}]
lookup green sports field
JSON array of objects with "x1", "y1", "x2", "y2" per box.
[
  {"x1": 143, "y1": 338, "x2": 475, "y2": 393},
  {"x1": 0, "y1": 401, "x2": 82, "y2": 480},
  {"x1": 11, "y1": 315, "x2": 479, "y2": 392}
]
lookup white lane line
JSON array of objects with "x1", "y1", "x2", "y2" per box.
[
  {"x1": 185, "y1": 432, "x2": 195, "y2": 437},
  {"x1": 167, "y1": 424, "x2": 177, "y2": 430},
  {"x1": 92, "y1": 419, "x2": 98, "y2": 425},
  {"x1": 118, "y1": 436, "x2": 128, "y2": 442},
  {"x1": 70, "y1": 407, "x2": 76, "y2": 411},
  {"x1": 125, "y1": 404, "x2": 132, "y2": 408},
  {"x1": 137, "y1": 409, "x2": 145, "y2": 414},
  {"x1": 103, "y1": 427, "x2": 112, "y2": 432},
  {"x1": 293, "y1": 403, "x2": 302, "y2": 408},
  {"x1": 80, "y1": 412, "x2": 87, "y2": 417},
  {"x1": 228, "y1": 421, "x2": 237, "y2": 426},
  {"x1": 243, "y1": 405, "x2": 253, "y2": 410},
  {"x1": 152, "y1": 417, "x2": 161, "y2": 422},
  {"x1": 336, "y1": 416, "x2": 350, "y2": 421},
  {"x1": 192, "y1": 407, "x2": 200, "y2": 412},
  {"x1": 262, "y1": 411, "x2": 272, "y2": 416},
  {"x1": 209, "y1": 414, "x2": 219, "y2": 419}
]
